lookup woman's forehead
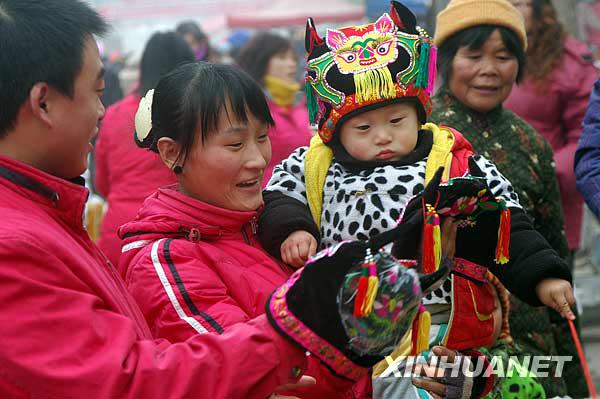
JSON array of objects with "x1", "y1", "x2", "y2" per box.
[{"x1": 462, "y1": 30, "x2": 509, "y2": 52}]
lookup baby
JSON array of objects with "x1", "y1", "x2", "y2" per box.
[{"x1": 259, "y1": 1, "x2": 574, "y2": 397}]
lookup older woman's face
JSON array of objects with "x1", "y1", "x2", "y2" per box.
[
  {"x1": 179, "y1": 107, "x2": 272, "y2": 212},
  {"x1": 449, "y1": 30, "x2": 519, "y2": 114},
  {"x1": 266, "y1": 48, "x2": 298, "y2": 84}
]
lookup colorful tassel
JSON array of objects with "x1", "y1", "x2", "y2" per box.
[
  {"x1": 415, "y1": 41, "x2": 430, "y2": 90},
  {"x1": 354, "y1": 249, "x2": 379, "y2": 318},
  {"x1": 422, "y1": 203, "x2": 441, "y2": 274},
  {"x1": 411, "y1": 305, "x2": 431, "y2": 355},
  {"x1": 305, "y1": 81, "x2": 319, "y2": 124},
  {"x1": 416, "y1": 310, "x2": 431, "y2": 354},
  {"x1": 495, "y1": 200, "x2": 511, "y2": 264},
  {"x1": 353, "y1": 270, "x2": 369, "y2": 317},
  {"x1": 353, "y1": 68, "x2": 396, "y2": 104},
  {"x1": 362, "y1": 262, "x2": 379, "y2": 316},
  {"x1": 426, "y1": 44, "x2": 437, "y2": 96}
]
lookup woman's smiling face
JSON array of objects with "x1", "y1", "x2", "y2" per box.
[
  {"x1": 449, "y1": 29, "x2": 519, "y2": 114},
  {"x1": 178, "y1": 104, "x2": 272, "y2": 212}
]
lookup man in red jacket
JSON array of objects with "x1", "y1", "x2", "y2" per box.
[{"x1": 0, "y1": 1, "x2": 383, "y2": 397}]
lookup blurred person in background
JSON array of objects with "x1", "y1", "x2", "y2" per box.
[
  {"x1": 94, "y1": 31, "x2": 195, "y2": 267},
  {"x1": 236, "y1": 32, "x2": 312, "y2": 186},
  {"x1": 176, "y1": 20, "x2": 213, "y2": 62},
  {"x1": 505, "y1": 0, "x2": 599, "y2": 259},
  {"x1": 577, "y1": 0, "x2": 600, "y2": 60},
  {"x1": 430, "y1": 0, "x2": 587, "y2": 396},
  {"x1": 97, "y1": 40, "x2": 124, "y2": 109}
]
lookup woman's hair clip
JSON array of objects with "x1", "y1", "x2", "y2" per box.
[{"x1": 135, "y1": 89, "x2": 155, "y2": 143}]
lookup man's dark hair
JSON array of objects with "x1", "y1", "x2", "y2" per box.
[
  {"x1": 235, "y1": 32, "x2": 293, "y2": 86},
  {"x1": 137, "y1": 62, "x2": 274, "y2": 169},
  {"x1": 437, "y1": 25, "x2": 526, "y2": 84},
  {"x1": 0, "y1": 0, "x2": 108, "y2": 136},
  {"x1": 138, "y1": 31, "x2": 195, "y2": 96}
]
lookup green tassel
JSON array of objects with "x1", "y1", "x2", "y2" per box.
[
  {"x1": 305, "y1": 81, "x2": 319, "y2": 124},
  {"x1": 415, "y1": 42, "x2": 430, "y2": 89}
]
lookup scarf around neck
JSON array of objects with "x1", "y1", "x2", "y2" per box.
[{"x1": 264, "y1": 74, "x2": 300, "y2": 107}]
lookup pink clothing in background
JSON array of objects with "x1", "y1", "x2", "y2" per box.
[
  {"x1": 263, "y1": 100, "x2": 312, "y2": 187},
  {"x1": 94, "y1": 93, "x2": 176, "y2": 266},
  {"x1": 505, "y1": 37, "x2": 600, "y2": 250}
]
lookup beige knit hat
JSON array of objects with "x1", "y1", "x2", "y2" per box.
[{"x1": 435, "y1": 0, "x2": 527, "y2": 50}]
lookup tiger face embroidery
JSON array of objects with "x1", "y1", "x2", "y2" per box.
[{"x1": 326, "y1": 14, "x2": 398, "y2": 75}]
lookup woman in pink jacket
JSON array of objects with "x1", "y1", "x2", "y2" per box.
[
  {"x1": 236, "y1": 32, "x2": 313, "y2": 186},
  {"x1": 505, "y1": 0, "x2": 600, "y2": 254},
  {"x1": 119, "y1": 62, "x2": 374, "y2": 398},
  {"x1": 94, "y1": 32, "x2": 195, "y2": 267}
]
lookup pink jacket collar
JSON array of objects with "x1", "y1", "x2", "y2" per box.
[
  {"x1": 118, "y1": 186, "x2": 259, "y2": 242},
  {"x1": 0, "y1": 155, "x2": 88, "y2": 230}
]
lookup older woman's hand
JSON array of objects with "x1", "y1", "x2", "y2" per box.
[
  {"x1": 535, "y1": 278, "x2": 576, "y2": 320},
  {"x1": 281, "y1": 230, "x2": 318, "y2": 268}
]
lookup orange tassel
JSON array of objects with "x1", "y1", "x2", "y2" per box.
[{"x1": 495, "y1": 201, "x2": 511, "y2": 264}]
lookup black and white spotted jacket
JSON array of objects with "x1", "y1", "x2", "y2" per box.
[{"x1": 259, "y1": 141, "x2": 571, "y2": 307}]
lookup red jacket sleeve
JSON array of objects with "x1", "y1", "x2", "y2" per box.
[
  {"x1": 0, "y1": 238, "x2": 307, "y2": 399},
  {"x1": 125, "y1": 239, "x2": 363, "y2": 399},
  {"x1": 125, "y1": 239, "x2": 255, "y2": 340}
]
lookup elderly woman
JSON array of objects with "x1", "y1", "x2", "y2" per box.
[
  {"x1": 505, "y1": 0, "x2": 599, "y2": 258},
  {"x1": 430, "y1": 0, "x2": 585, "y2": 396},
  {"x1": 116, "y1": 62, "x2": 378, "y2": 399},
  {"x1": 236, "y1": 32, "x2": 312, "y2": 186}
]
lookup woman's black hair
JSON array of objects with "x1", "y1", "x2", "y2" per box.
[
  {"x1": 437, "y1": 25, "x2": 526, "y2": 84},
  {"x1": 235, "y1": 32, "x2": 293, "y2": 85},
  {"x1": 138, "y1": 31, "x2": 195, "y2": 96},
  {"x1": 137, "y1": 63, "x2": 274, "y2": 168}
]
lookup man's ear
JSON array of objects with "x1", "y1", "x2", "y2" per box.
[
  {"x1": 157, "y1": 137, "x2": 183, "y2": 172},
  {"x1": 28, "y1": 83, "x2": 53, "y2": 128}
]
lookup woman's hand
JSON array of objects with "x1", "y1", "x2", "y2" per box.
[
  {"x1": 269, "y1": 376, "x2": 316, "y2": 399},
  {"x1": 412, "y1": 346, "x2": 474, "y2": 399},
  {"x1": 535, "y1": 278, "x2": 576, "y2": 320},
  {"x1": 281, "y1": 230, "x2": 318, "y2": 268}
]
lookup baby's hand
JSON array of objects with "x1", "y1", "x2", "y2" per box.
[
  {"x1": 535, "y1": 278, "x2": 576, "y2": 320},
  {"x1": 281, "y1": 230, "x2": 318, "y2": 268}
]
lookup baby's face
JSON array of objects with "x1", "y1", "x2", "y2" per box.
[{"x1": 339, "y1": 102, "x2": 420, "y2": 162}]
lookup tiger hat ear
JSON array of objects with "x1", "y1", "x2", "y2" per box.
[
  {"x1": 325, "y1": 28, "x2": 347, "y2": 51},
  {"x1": 389, "y1": 0, "x2": 418, "y2": 35},
  {"x1": 305, "y1": 17, "x2": 324, "y2": 53}
]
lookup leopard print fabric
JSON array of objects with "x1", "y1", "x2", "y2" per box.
[{"x1": 265, "y1": 148, "x2": 522, "y2": 305}]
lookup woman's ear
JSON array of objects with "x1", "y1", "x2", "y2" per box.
[{"x1": 157, "y1": 137, "x2": 183, "y2": 172}]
